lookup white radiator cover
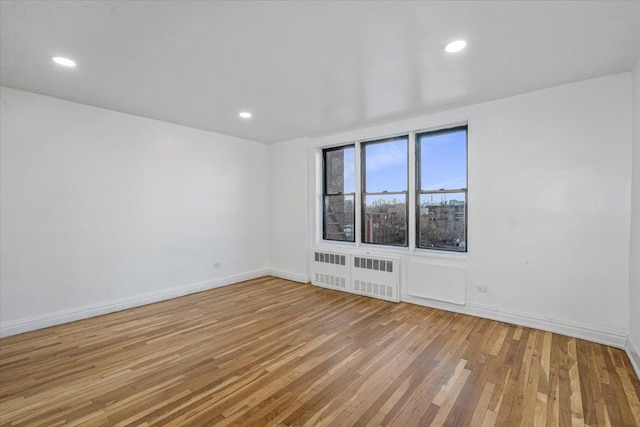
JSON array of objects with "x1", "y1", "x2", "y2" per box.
[
  {"x1": 407, "y1": 261, "x2": 467, "y2": 305},
  {"x1": 351, "y1": 255, "x2": 400, "y2": 302},
  {"x1": 310, "y1": 250, "x2": 350, "y2": 292},
  {"x1": 310, "y1": 250, "x2": 400, "y2": 303}
]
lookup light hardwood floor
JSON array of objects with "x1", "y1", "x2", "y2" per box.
[{"x1": 1, "y1": 276, "x2": 639, "y2": 426}]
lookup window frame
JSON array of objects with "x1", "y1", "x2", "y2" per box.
[
  {"x1": 415, "y1": 125, "x2": 468, "y2": 252},
  {"x1": 322, "y1": 144, "x2": 356, "y2": 242},
  {"x1": 318, "y1": 123, "x2": 468, "y2": 254},
  {"x1": 360, "y1": 135, "x2": 410, "y2": 247}
]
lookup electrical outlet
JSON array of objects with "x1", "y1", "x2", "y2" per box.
[
  {"x1": 476, "y1": 285, "x2": 489, "y2": 293},
  {"x1": 213, "y1": 262, "x2": 222, "y2": 269}
]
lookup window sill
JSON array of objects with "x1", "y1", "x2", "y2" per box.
[{"x1": 315, "y1": 240, "x2": 469, "y2": 261}]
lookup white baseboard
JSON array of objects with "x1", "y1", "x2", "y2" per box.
[
  {"x1": 627, "y1": 338, "x2": 640, "y2": 380},
  {"x1": 0, "y1": 269, "x2": 268, "y2": 338},
  {"x1": 267, "y1": 269, "x2": 310, "y2": 283},
  {"x1": 2, "y1": 270, "x2": 630, "y2": 358},
  {"x1": 402, "y1": 293, "x2": 627, "y2": 349}
]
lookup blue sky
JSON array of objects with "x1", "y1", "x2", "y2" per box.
[
  {"x1": 340, "y1": 129, "x2": 466, "y2": 195},
  {"x1": 419, "y1": 130, "x2": 466, "y2": 191},
  {"x1": 364, "y1": 138, "x2": 407, "y2": 192}
]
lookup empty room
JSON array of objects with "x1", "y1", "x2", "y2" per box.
[{"x1": 1, "y1": 1, "x2": 640, "y2": 426}]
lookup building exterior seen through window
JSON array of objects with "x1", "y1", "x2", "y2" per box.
[
  {"x1": 322, "y1": 145, "x2": 355, "y2": 242},
  {"x1": 321, "y1": 125, "x2": 467, "y2": 252}
]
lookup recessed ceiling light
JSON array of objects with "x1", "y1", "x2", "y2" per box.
[
  {"x1": 239, "y1": 111, "x2": 252, "y2": 119},
  {"x1": 52, "y1": 56, "x2": 77, "y2": 67},
  {"x1": 445, "y1": 40, "x2": 467, "y2": 53}
]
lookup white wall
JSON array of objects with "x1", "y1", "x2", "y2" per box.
[
  {"x1": 306, "y1": 73, "x2": 632, "y2": 347},
  {"x1": 0, "y1": 87, "x2": 269, "y2": 336},
  {"x1": 267, "y1": 138, "x2": 309, "y2": 282},
  {"x1": 629, "y1": 59, "x2": 640, "y2": 373}
]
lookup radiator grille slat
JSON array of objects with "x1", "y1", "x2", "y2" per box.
[{"x1": 353, "y1": 256, "x2": 393, "y2": 273}]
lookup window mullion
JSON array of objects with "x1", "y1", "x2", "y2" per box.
[
  {"x1": 354, "y1": 141, "x2": 362, "y2": 247},
  {"x1": 408, "y1": 132, "x2": 416, "y2": 251}
]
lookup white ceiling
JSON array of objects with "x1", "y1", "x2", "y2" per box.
[{"x1": 1, "y1": 1, "x2": 640, "y2": 144}]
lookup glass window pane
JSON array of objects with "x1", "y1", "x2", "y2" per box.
[
  {"x1": 324, "y1": 195, "x2": 355, "y2": 241},
  {"x1": 363, "y1": 194, "x2": 407, "y2": 246},
  {"x1": 419, "y1": 129, "x2": 466, "y2": 191},
  {"x1": 364, "y1": 137, "x2": 408, "y2": 193},
  {"x1": 418, "y1": 192, "x2": 466, "y2": 251},
  {"x1": 325, "y1": 146, "x2": 355, "y2": 194}
]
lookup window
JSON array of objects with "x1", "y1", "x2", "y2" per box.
[
  {"x1": 362, "y1": 136, "x2": 408, "y2": 246},
  {"x1": 320, "y1": 125, "x2": 467, "y2": 252},
  {"x1": 416, "y1": 126, "x2": 467, "y2": 251},
  {"x1": 323, "y1": 145, "x2": 355, "y2": 241}
]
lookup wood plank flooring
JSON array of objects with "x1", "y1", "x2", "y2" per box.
[{"x1": 1, "y1": 276, "x2": 639, "y2": 426}]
